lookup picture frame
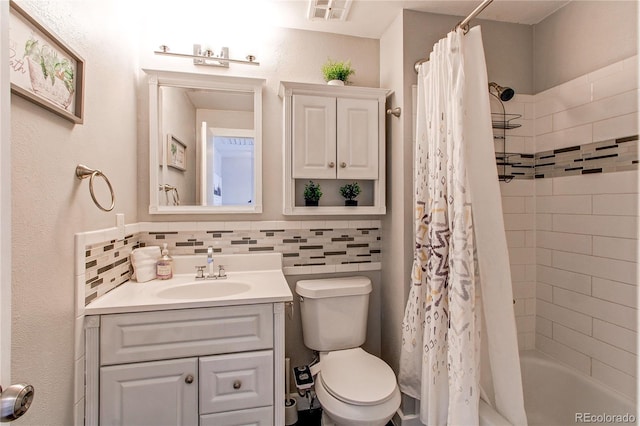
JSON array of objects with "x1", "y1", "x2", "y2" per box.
[
  {"x1": 8, "y1": 0, "x2": 85, "y2": 124},
  {"x1": 167, "y1": 134, "x2": 187, "y2": 171}
]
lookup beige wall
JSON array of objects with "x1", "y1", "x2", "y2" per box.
[
  {"x1": 403, "y1": 10, "x2": 534, "y2": 94},
  {"x1": 533, "y1": 0, "x2": 638, "y2": 93},
  {"x1": 10, "y1": 1, "x2": 139, "y2": 424},
  {"x1": 379, "y1": 12, "x2": 409, "y2": 375}
]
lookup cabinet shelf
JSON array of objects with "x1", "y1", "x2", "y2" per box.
[
  {"x1": 285, "y1": 205, "x2": 386, "y2": 216},
  {"x1": 492, "y1": 113, "x2": 522, "y2": 129}
]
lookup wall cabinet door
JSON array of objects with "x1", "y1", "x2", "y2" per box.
[
  {"x1": 100, "y1": 358, "x2": 198, "y2": 426},
  {"x1": 292, "y1": 94, "x2": 336, "y2": 179},
  {"x1": 292, "y1": 94, "x2": 379, "y2": 180},
  {"x1": 336, "y1": 97, "x2": 379, "y2": 179}
]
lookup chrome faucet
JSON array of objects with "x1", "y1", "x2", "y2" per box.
[
  {"x1": 207, "y1": 246, "x2": 215, "y2": 278},
  {"x1": 196, "y1": 246, "x2": 227, "y2": 280}
]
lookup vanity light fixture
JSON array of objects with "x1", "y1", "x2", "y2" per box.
[
  {"x1": 308, "y1": 0, "x2": 352, "y2": 21},
  {"x1": 154, "y1": 44, "x2": 260, "y2": 68}
]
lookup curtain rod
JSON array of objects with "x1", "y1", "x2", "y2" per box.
[{"x1": 413, "y1": 0, "x2": 494, "y2": 73}]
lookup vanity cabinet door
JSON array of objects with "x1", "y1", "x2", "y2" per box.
[
  {"x1": 100, "y1": 358, "x2": 198, "y2": 426},
  {"x1": 292, "y1": 94, "x2": 337, "y2": 179}
]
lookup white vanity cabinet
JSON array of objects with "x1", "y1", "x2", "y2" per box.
[
  {"x1": 85, "y1": 303, "x2": 285, "y2": 426},
  {"x1": 280, "y1": 81, "x2": 390, "y2": 215}
]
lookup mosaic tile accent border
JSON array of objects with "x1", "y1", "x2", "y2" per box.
[
  {"x1": 138, "y1": 226, "x2": 381, "y2": 269},
  {"x1": 534, "y1": 135, "x2": 638, "y2": 179},
  {"x1": 496, "y1": 153, "x2": 535, "y2": 180},
  {"x1": 496, "y1": 135, "x2": 638, "y2": 180},
  {"x1": 84, "y1": 234, "x2": 140, "y2": 305},
  {"x1": 82, "y1": 221, "x2": 382, "y2": 306}
]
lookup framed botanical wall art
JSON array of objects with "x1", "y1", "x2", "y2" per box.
[
  {"x1": 8, "y1": 0, "x2": 85, "y2": 124},
  {"x1": 167, "y1": 134, "x2": 187, "y2": 171}
]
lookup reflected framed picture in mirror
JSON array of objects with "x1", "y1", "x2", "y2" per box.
[{"x1": 167, "y1": 134, "x2": 186, "y2": 171}]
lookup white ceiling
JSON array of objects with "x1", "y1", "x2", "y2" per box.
[{"x1": 270, "y1": 0, "x2": 571, "y2": 39}]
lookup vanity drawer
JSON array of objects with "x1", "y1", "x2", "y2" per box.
[
  {"x1": 199, "y1": 350, "x2": 273, "y2": 414},
  {"x1": 100, "y1": 304, "x2": 273, "y2": 366},
  {"x1": 200, "y1": 406, "x2": 273, "y2": 426}
]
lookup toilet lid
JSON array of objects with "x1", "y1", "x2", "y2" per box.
[{"x1": 320, "y1": 348, "x2": 397, "y2": 406}]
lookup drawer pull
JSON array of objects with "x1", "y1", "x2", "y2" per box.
[
  {"x1": 185, "y1": 374, "x2": 194, "y2": 384},
  {"x1": 328, "y1": 162, "x2": 335, "y2": 168},
  {"x1": 233, "y1": 380, "x2": 242, "y2": 390},
  {"x1": 340, "y1": 162, "x2": 347, "y2": 168}
]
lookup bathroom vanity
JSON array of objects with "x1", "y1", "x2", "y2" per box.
[{"x1": 83, "y1": 254, "x2": 292, "y2": 426}]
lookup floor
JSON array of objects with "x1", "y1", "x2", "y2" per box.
[{"x1": 294, "y1": 409, "x2": 393, "y2": 426}]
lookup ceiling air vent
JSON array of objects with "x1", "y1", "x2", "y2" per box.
[{"x1": 307, "y1": 0, "x2": 352, "y2": 21}]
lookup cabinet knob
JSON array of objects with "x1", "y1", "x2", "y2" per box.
[
  {"x1": 233, "y1": 380, "x2": 242, "y2": 390},
  {"x1": 185, "y1": 375, "x2": 194, "y2": 384},
  {"x1": 340, "y1": 162, "x2": 347, "y2": 168},
  {"x1": 328, "y1": 162, "x2": 335, "y2": 168}
]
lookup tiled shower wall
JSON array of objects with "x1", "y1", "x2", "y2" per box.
[
  {"x1": 500, "y1": 180, "x2": 536, "y2": 350},
  {"x1": 534, "y1": 171, "x2": 638, "y2": 398},
  {"x1": 494, "y1": 94, "x2": 537, "y2": 350},
  {"x1": 532, "y1": 56, "x2": 638, "y2": 398},
  {"x1": 83, "y1": 220, "x2": 381, "y2": 306}
]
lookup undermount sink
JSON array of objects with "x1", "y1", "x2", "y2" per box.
[{"x1": 156, "y1": 281, "x2": 251, "y2": 299}]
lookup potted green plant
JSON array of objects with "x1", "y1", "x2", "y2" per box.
[
  {"x1": 339, "y1": 182, "x2": 361, "y2": 206},
  {"x1": 321, "y1": 58, "x2": 355, "y2": 86},
  {"x1": 303, "y1": 181, "x2": 322, "y2": 206}
]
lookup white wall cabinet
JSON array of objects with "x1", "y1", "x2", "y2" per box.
[
  {"x1": 85, "y1": 303, "x2": 285, "y2": 426},
  {"x1": 281, "y1": 81, "x2": 390, "y2": 215}
]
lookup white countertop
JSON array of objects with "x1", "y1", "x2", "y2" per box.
[{"x1": 85, "y1": 253, "x2": 293, "y2": 315}]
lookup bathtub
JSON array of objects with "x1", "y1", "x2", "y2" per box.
[{"x1": 480, "y1": 350, "x2": 637, "y2": 426}]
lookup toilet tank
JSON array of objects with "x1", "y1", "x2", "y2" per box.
[{"x1": 295, "y1": 276, "x2": 371, "y2": 352}]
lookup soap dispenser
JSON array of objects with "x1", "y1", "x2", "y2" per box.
[{"x1": 156, "y1": 243, "x2": 173, "y2": 280}]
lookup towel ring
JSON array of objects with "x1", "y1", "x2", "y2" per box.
[{"x1": 75, "y1": 164, "x2": 115, "y2": 212}]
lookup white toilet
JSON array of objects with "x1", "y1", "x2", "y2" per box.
[{"x1": 296, "y1": 276, "x2": 401, "y2": 426}]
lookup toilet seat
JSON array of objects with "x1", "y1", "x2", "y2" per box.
[{"x1": 319, "y1": 348, "x2": 397, "y2": 406}]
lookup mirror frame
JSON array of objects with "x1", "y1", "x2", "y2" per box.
[{"x1": 145, "y1": 69, "x2": 265, "y2": 214}]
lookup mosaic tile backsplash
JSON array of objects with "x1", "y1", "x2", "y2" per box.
[
  {"x1": 84, "y1": 235, "x2": 140, "y2": 305},
  {"x1": 84, "y1": 222, "x2": 381, "y2": 306},
  {"x1": 138, "y1": 227, "x2": 381, "y2": 266},
  {"x1": 496, "y1": 135, "x2": 638, "y2": 180}
]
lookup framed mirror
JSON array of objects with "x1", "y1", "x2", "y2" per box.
[{"x1": 146, "y1": 69, "x2": 264, "y2": 214}]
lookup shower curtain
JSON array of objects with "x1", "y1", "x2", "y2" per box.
[{"x1": 398, "y1": 27, "x2": 527, "y2": 426}]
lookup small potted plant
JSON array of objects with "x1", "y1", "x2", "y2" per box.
[
  {"x1": 321, "y1": 58, "x2": 355, "y2": 86},
  {"x1": 339, "y1": 182, "x2": 361, "y2": 206},
  {"x1": 303, "y1": 181, "x2": 322, "y2": 206}
]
